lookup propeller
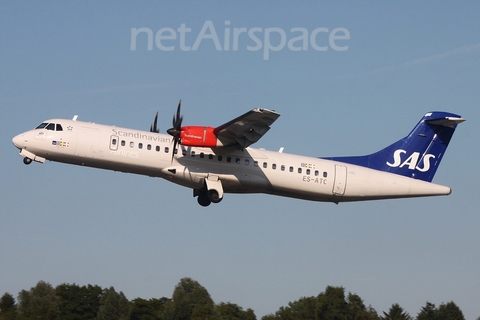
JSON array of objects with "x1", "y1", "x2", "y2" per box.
[
  {"x1": 150, "y1": 112, "x2": 159, "y2": 133},
  {"x1": 167, "y1": 99, "x2": 183, "y2": 162}
]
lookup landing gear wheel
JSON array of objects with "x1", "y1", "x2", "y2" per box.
[
  {"x1": 197, "y1": 193, "x2": 212, "y2": 207},
  {"x1": 208, "y1": 190, "x2": 223, "y2": 203},
  {"x1": 23, "y1": 157, "x2": 32, "y2": 165}
]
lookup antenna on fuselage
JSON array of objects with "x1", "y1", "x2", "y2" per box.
[{"x1": 72, "y1": 115, "x2": 78, "y2": 121}]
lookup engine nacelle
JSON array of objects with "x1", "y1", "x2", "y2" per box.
[{"x1": 180, "y1": 126, "x2": 220, "y2": 147}]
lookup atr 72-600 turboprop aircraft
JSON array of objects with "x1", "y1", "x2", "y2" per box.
[{"x1": 12, "y1": 101, "x2": 465, "y2": 206}]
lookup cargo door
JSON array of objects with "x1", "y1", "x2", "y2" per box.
[{"x1": 333, "y1": 165, "x2": 347, "y2": 196}]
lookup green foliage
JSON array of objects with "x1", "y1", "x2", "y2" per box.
[
  {"x1": 262, "y1": 296, "x2": 317, "y2": 319},
  {"x1": 261, "y1": 286, "x2": 379, "y2": 320},
  {"x1": 162, "y1": 277, "x2": 217, "y2": 320},
  {"x1": 436, "y1": 302, "x2": 465, "y2": 320},
  {"x1": 0, "y1": 292, "x2": 17, "y2": 320},
  {"x1": 215, "y1": 302, "x2": 256, "y2": 320},
  {"x1": 130, "y1": 297, "x2": 169, "y2": 320},
  {"x1": 416, "y1": 302, "x2": 437, "y2": 320},
  {"x1": 381, "y1": 304, "x2": 412, "y2": 320},
  {"x1": 316, "y1": 286, "x2": 347, "y2": 320},
  {"x1": 97, "y1": 286, "x2": 131, "y2": 320},
  {"x1": 17, "y1": 281, "x2": 60, "y2": 320},
  {"x1": 55, "y1": 283, "x2": 103, "y2": 319},
  {"x1": 1, "y1": 278, "x2": 469, "y2": 320},
  {"x1": 346, "y1": 293, "x2": 379, "y2": 320}
]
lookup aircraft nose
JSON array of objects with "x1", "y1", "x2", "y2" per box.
[{"x1": 12, "y1": 134, "x2": 25, "y2": 149}]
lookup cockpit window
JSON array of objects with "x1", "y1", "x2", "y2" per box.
[
  {"x1": 35, "y1": 122, "x2": 63, "y2": 131},
  {"x1": 35, "y1": 123, "x2": 48, "y2": 129}
]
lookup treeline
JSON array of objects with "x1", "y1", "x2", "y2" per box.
[{"x1": 0, "y1": 278, "x2": 472, "y2": 320}]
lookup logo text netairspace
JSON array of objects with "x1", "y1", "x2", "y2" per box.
[{"x1": 130, "y1": 20, "x2": 350, "y2": 60}]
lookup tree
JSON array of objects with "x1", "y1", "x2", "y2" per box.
[
  {"x1": 0, "y1": 292, "x2": 17, "y2": 320},
  {"x1": 215, "y1": 302, "x2": 256, "y2": 320},
  {"x1": 55, "y1": 283, "x2": 103, "y2": 319},
  {"x1": 315, "y1": 286, "x2": 348, "y2": 320},
  {"x1": 130, "y1": 297, "x2": 169, "y2": 320},
  {"x1": 261, "y1": 287, "x2": 378, "y2": 320},
  {"x1": 162, "y1": 277, "x2": 217, "y2": 320},
  {"x1": 381, "y1": 304, "x2": 412, "y2": 320},
  {"x1": 262, "y1": 296, "x2": 317, "y2": 320},
  {"x1": 416, "y1": 302, "x2": 437, "y2": 320},
  {"x1": 97, "y1": 286, "x2": 131, "y2": 320},
  {"x1": 436, "y1": 302, "x2": 464, "y2": 320},
  {"x1": 17, "y1": 281, "x2": 60, "y2": 320},
  {"x1": 346, "y1": 293, "x2": 379, "y2": 320}
]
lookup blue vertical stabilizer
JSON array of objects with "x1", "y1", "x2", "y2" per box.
[{"x1": 322, "y1": 112, "x2": 465, "y2": 182}]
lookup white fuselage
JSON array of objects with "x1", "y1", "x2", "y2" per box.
[{"x1": 12, "y1": 118, "x2": 451, "y2": 203}]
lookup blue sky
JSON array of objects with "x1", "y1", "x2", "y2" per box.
[{"x1": 1, "y1": 1, "x2": 479, "y2": 318}]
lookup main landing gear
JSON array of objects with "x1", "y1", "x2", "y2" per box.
[
  {"x1": 194, "y1": 175, "x2": 225, "y2": 207},
  {"x1": 195, "y1": 189, "x2": 223, "y2": 207}
]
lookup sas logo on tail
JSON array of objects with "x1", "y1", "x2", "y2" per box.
[{"x1": 386, "y1": 149, "x2": 435, "y2": 172}]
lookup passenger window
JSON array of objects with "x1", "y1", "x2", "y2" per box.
[
  {"x1": 298, "y1": 168, "x2": 302, "y2": 174},
  {"x1": 147, "y1": 144, "x2": 151, "y2": 150},
  {"x1": 46, "y1": 123, "x2": 55, "y2": 131},
  {"x1": 139, "y1": 143, "x2": 143, "y2": 149},
  {"x1": 236, "y1": 158, "x2": 240, "y2": 164},
  {"x1": 164, "y1": 147, "x2": 169, "y2": 153},
  {"x1": 112, "y1": 139, "x2": 117, "y2": 145},
  {"x1": 226, "y1": 156, "x2": 231, "y2": 163},
  {"x1": 315, "y1": 170, "x2": 319, "y2": 176},
  {"x1": 200, "y1": 153, "x2": 204, "y2": 158},
  {"x1": 254, "y1": 161, "x2": 258, "y2": 167},
  {"x1": 156, "y1": 146, "x2": 160, "y2": 152},
  {"x1": 208, "y1": 154, "x2": 214, "y2": 160},
  {"x1": 191, "y1": 151, "x2": 195, "y2": 157},
  {"x1": 130, "y1": 141, "x2": 134, "y2": 148},
  {"x1": 281, "y1": 165, "x2": 285, "y2": 171},
  {"x1": 218, "y1": 155, "x2": 223, "y2": 161},
  {"x1": 121, "y1": 140, "x2": 126, "y2": 146},
  {"x1": 289, "y1": 166, "x2": 294, "y2": 172},
  {"x1": 245, "y1": 159, "x2": 250, "y2": 165},
  {"x1": 272, "y1": 164, "x2": 277, "y2": 170},
  {"x1": 323, "y1": 172, "x2": 328, "y2": 178},
  {"x1": 306, "y1": 169, "x2": 311, "y2": 175},
  {"x1": 263, "y1": 162, "x2": 267, "y2": 168},
  {"x1": 182, "y1": 149, "x2": 187, "y2": 156},
  {"x1": 56, "y1": 124, "x2": 63, "y2": 131}
]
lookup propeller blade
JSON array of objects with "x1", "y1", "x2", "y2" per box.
[
  {"x1": 167, "y1": 99, "x2": 184, "y2": 163},
  {"x1": 150, "y1": 112, "x2": 159, "y2": 133}
]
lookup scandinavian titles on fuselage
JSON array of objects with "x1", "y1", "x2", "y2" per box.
[{"x1": 111, "y1": 129, "x2": 170, "y2": 143}]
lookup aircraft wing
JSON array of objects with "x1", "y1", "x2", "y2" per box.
[{"x1": 213, "y1": 108, "x2": 280, "y2": 148}]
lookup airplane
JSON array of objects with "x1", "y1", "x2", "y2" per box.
[{"x1": 12, "y1": 100, "x2": 465, "y2": 207}]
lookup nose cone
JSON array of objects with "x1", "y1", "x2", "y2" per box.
[{"x1": 12, "y1": 134, "x2": 24, "y2": 149}]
